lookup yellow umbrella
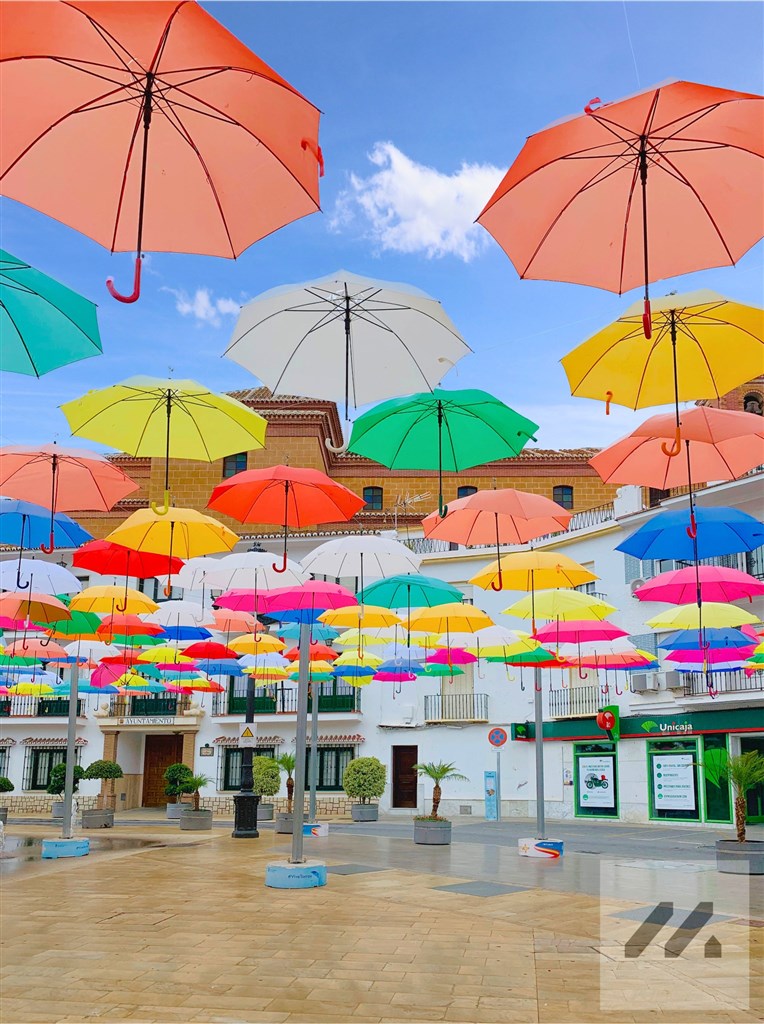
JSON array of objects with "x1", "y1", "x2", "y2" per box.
[
  {"x1": 335, "y1": 626, "x2": 408, "y2": 647},
  {"x1": 8, "y1": 681, "x2": 56, "y2": 695},
  {"x1": 136, "y1": 646, "x2": 195, "y2": 664},
  {"x1": 242, "y1": 666, "x2": 290, "y2": 680},
  {"x1": 470, "y1": 550, "x2": 597, "y2": 593},
  {"x1": 645, "y1": 602, "x2": 759, "y2": 629},
  {"x1": 61, "y1": 376, "x2": 268, "y2": 514},
  {"x1": 319, "y1": 605, "x2": 402, "y2": 630},
  {"x1": 504, "y1": 590, "x2": 616, "y2": 622},
  {"x1": 332, "y1": 650, "x2": 383, "y2": 668},
  {"x1": 470, "y1": 637, "x2": 541, "y2": 658},
  {"x1": 403, "y1": 603, "x2": 493, "y2": 635},
  {"x1": 229, "y1": 634, "x2": 285, "y2": 655},
  {"x1": 70, "y1": 585, "x2": 158, "y2": 615}
]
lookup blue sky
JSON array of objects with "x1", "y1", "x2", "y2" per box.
[{"x1": 2, "y1": 1, "x2": 762, "y2": 452}]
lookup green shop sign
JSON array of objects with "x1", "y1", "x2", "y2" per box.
[{"x1": 512, "y1": 707, "x2": 764, "y2": 742}]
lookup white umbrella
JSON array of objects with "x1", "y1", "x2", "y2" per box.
[
  {"x1": 146, "y1": 600, "x2": 205, "y2": 626},
  {"x1": 224, "y1": 270, "x2": 471, "y2": 450},
  {"x1": 238, "y1": 653, "x2": 290, "y2": 669},
  {"x1": 64, "y1": 640, "x2": 114, "y2": 663},
  {"x1": 204, "y1": 551, "x2": 306, "y2": 592},
  {"x1": 156, "y1": 556, "x2": 221, "y2": 593},
  {"x1": 0, "y1": 557, "x2": 82, "y2": 595},
  {"x1": 301, "y1": 536, "x2": 421, "y2": 589}
]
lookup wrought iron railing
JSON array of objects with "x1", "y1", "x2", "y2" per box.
[
  {"x1": 0, "y1": 696, "x2": 84, "y2": 718},
  {"x1": 424, "y1": 692, "x2": 489, "y2": 722},
  {"x1": 682, "y1": 671, "x2": 764, "y2": 697},
  {"x1": 107, "y1": 696, "x2": 181, "y2": 716},
  {"x1": 548, "y1": 686, "x2": 603, "y2": 718},
  {"x1": 212, "y1": 684, "x2": 361, "y2": 716}
]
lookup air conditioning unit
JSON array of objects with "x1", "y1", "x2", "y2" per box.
[
  {"x1": 630, "y1": 672, "x2": 660, "y2": 692},
  {"x1": 630, "y1": 578, "x2": 647, "y2": 595},
  {"x1": 400, "y1": 704, "x2": 415, "y2": 724},
  {"x1": 663, "y1": 671, "x2": 684, "y2": 690}
]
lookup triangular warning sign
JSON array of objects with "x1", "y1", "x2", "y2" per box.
[{"x1": 241, "y1": 727, "x2": 255, "y2": 739}]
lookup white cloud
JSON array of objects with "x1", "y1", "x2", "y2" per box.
[
  {"x1": 330, "y1": 142, "x2": 504, "y2": 262},
  {"x1": 164, "y1": 287, "x2": 242, "y2": 327}
]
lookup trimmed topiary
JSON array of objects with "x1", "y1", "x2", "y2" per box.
[{"x1": 343, "y1": 756, "x2": 386, "y2": 804}]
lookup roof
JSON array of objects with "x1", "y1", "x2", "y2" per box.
[{"x1": 228, "y1": 387, "x2": 332, "y2": 406}]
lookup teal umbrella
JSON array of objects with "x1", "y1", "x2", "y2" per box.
[
  {"x1": 0, "y1": 249, "x2": 102, "y2": 376},
  {"x1": 347, "y1": 389, "x2": 538, "y2": 515},
  {"x1": 357, "y1": 574, "x2": 463, "y2": 609}
]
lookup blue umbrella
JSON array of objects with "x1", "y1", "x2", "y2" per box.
[
  {"x1": 0, "y1": 498, "x2": 92, "y2": 589},
  {"x1": 377, "y1": 657, "x2": 425, "y2": 674},
  {"x1": 658, "y1": 627, "x2": 754, "y2": 650},
  {"x1": 196, "y1": 659, "x2": 243, "y2": 677},
  {"x1": 617, "y1": 506, "x2": 764, "y2": 561},
  {"x1": 157, "y1": 625, "x2": 212, "y2": 642}
]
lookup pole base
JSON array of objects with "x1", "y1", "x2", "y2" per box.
[
  {"x1": 265, "y1": 859, "x2": 327, "y2": 889},
  {"x1": 232, "y1": 793, "x2": 260, "y2": 839},
  {"x1": 518, "y1": 837, "x2": 564, "y2": 859},
  {"x1": 42, "y1": 838, "x2": 90, "y2": 859}
]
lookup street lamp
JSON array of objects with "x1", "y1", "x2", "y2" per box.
[{"x1": 232, "y1": 671, "x2": 260, "y2": 838}]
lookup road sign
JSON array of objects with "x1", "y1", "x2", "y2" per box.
[
  {"x1": 488, "y1": 726, "x2": 508, "y2": 748},
  {"x1": 239, "y1": 724, "x2": 257, "y2": 748}
]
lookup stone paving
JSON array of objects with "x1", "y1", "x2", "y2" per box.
[{"x1": 1, "y1": 824, "x2": 761, "y2": 1024}]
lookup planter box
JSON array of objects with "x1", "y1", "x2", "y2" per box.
[
  {"x1": 179, "y1": 809, "x2": 213, "y2": 831},
  {"x1": 414, "y1": 819, "x2": 451, "y2": 845},
  {"x1": 81, "y1": 809, "x2": 114, "y2": 829},
  {"x1": 0, "y1": 808, "x2": 7, "y2": 825},
  {"x1": 351, "y1": 804, "x2": 379, "y2": 822},
  {"x1": 716, "y1": 839, "x2": 764, "y2": 875},
  {"x1": 51, "y1": 801, "x2": 65, "y2": 819},
  {"x1": 275, "y1": 813, "x2": 293, "y2": 834},
  {"x1": 257, "y1": 802, "x2": 274, "y2": 821},
  {"x1": 166, "y1": 803, "x2": 187, "y2": 820}
]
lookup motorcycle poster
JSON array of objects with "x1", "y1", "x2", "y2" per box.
[{"x1": 577, "y1": 755, "x2": 616, "y2": 809}]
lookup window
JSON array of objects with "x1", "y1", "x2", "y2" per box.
[
  {"x1": 553, "y1": 485, "x2": 574, "y2": 510},
  {"x1": 743, "y1": 392, "x2": 763, "y2": 416},
  {"x1": 304, "y1": 746, "x2": 354, "y2": 791},
  {"x1": 22, "y1": 747, "x2": 80, "y2": 791},
  {"x1": 218, "y1": 746, "x2": 276, "y2": 791},
  {"x1": 223, "y1": 452, "x2": 247, "y2": 478},
  {"x1": 647, "y1": 739, "x2": 701, "y2": 821},
  {"x1": 457, "y1": 486, "x2": 477, "y2": 499},
  {"x1": 363, "y1": 486, "x2": 383, "y2": 510},
  {"x1": 0, "y1": 747, "x2": 8, "y2": 776},
  {"x1": 648, "y1": 488, "x2": 671, "y2": 508},
  {"x1": 574, "y1": 742, "x2": 618, "y2": 818}
]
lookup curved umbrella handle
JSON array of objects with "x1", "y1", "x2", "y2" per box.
[
  {"x1": 584, "y1": 97, "x2": 602, "y2": 115},
  {"x1": 272, "y1": 550, "x2": 289, "y2": 574},
  {"x1": 39, "y1": 633, "x2": 52, "y2": 648},
  {"x1": 615, "y1": 680, "x2": 623, "y2": 696},
  {"x1": 605, "y1": 391, "x2": 613, "y2": 416},
  {"x1": 163, "y1": 581, "x2": 173, "y2": 598},
  {"x1": 686, "y1": 511, "x2": 698, "y2": 539},
  {"x1": 519, "y1": 670, "x2": 525, "y2": 691},
  {"x1": 490, "y1": 568, "x2": 504, "y2": 593},
  {"x1": 534, "y1": 677, "x2": 543, "y2": 693},
  {"x1": 40, "y1": 532, "x2": 55, "y2": 555},
  {"x1": 115, "y1": 597, "x2": 128, "y2": 613},
  {"x1": 106, "y1": 255, "x2": 142, "y2": 303},
  {"x1": 561, "y1": 674, "x2": 568, "y2": 688},
  {"x1": 301, "y1": 138, "x2": 325, "y2": 176},
  {"x1": 21, "y1": 634, "x2": 30, "y2": 652},
  {"x1": 600, "y1": 683, "x2": 609, "y2": 696},
  {"x1": 150, "y1": 490, "x2": 171, "y2": 516},
  {"x1": 642, "y1": 298, "x2": 652, "y2": 339},
  {"x1": 15, "y1": 569, "x2": 30, "y2": 591},
  {"x1": 438, "y1": 498, "x2": 448, "y2": 517},
  {"x1": 325, "y1": 437, "x2": 349, "y2": 454},
  {"x1": 660, "y1": 427, "x2": 682, "y2": 458},
  {"x1": 577, "y1": 666, "x2": 588, "y2": 681},
  {"x1": 504, "y1": 667, "x2": 515, "y2": 682}
]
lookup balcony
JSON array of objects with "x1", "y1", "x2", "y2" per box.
[
  {"x1": 0, "y1": 696, "x2": 85, "y2": 718},
  {"x1": 683, "y1": 670, "x2": 764, "y2": 698},
  {"x1": 107, "y1": 696, "x2": 181, "y2": 716},
  {"x1": 212, "y1": 684, "x2": 361, "y2": 716},
  {"x1": 549, "y1": 685, "x2": 603, "y2": 719},
  {"x1": 424, "y1": 693, "x2": 489, "y2": 723}
]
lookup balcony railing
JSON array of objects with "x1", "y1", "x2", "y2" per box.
[
  {"x1": 424, "y1": 692, "x2": 489, "y2": 722},
  {"x1": 0, "y1": 696, "x2": 85, "y2": 718},
  {"x1": 682, "y1": 670, "x2": 764, "y2": 698},
  {"x1": 212, "y1": 684, "x2": 361, "y2": 716},
  {"x1": 548, "y1": 685, "x2": 603, "y2": 719},
  {"x1": 107, "y1": 696, "x2": 181, "y2": 717}
]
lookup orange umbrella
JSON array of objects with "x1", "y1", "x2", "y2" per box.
[
  {"x1": 0, "y1": 591, "x2": 71, "y2": 625},
  {"x1": 4, "y1": 638, "x2": 70, "y2": 661},
  {"x1": 0, "y1": 1, "x2": 323, "y2": 302},
  {"x1": 478, "y1": 80, "x2": 764, "y2": 336}
]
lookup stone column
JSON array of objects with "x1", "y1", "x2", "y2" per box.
[
  {"x1": 101, "y1": 731, "x2": 119, "y2": 810},
  {"x1": 181, "y1": 732, "x2": 195, "y2": 773}
]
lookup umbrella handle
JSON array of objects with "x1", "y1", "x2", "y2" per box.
[
  {"x1": 39, "y1": 633, "x2": 52, "y2": 648},
  {"x1": 150, "y1": 490, "x2": 171, "y2": 516},
  {"x1": 40, "y1": 532, "x2": 55, "y2": 554},
  {"x1": 534, "y1": 677, "x2": 543, "y2": 692},
  {"x1": 490, "y1": 570, "x2": 503, "y2": 593},
  {"x1": 504, "y1": 666, "x2": 515, "y2": 682},
  {"x1": 163, "y1": 581, "x2": 173, "y2": 598},
  {"x1": 577, "y1": 666, "x2": 588, "y2": 681},
  {"x1": 301, "y1": 138, "x2": 325, "y2": 176},
  {"x1": 325, "y1": 437, "x2": 349, "y2": 454},
  {"x1": 605, "y1": 391, "x2": 613, "y2": 415},
  {"x1": 115, "y1": 598, "x2": 128, "y2": 613},
  {"x1": 15, "y1": 570, "x2": 29, "y2": 591},
  {"x1": 615, "y1": 680, "x2": 623, "y2": 696},
  {"x1": 685, "y1": 511, "x2": 697, "y2": 539},
  {"x1": 106, "y1": 255, "x2": 142, "y2": 303},
  {"x1": 642, "y1": 299, "x2": 652, "y2": 339},
  {"x1": 660, "y1": 428, "x2": 681, "y2": 458},
  {"x1": 272, "y1": 550, "x2": 289, "y2": 574},
  {"x1": 600, "y1": 683, "x2": 609, "y2": 696}
]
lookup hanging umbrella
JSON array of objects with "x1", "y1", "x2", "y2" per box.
[
  {"x1": 1, "y1": 1, "x2": 323, "y2": 302},
  {"x1": 0, "y1": 248, "x2": 102, "y2": 375},
  {"x1": 73, "y1": 540, "x2": 184, "y2": 580},
  {"x1": 70, "y1": 585, "x2": 158, "y2": 616},
  {"x1": 332, "y1": 650, "x2": 383, "y2": 670},
  {"x1": 229, "y1": 634, "x2": 285, "y2": 656},
  {"x1": 263, "y1": 581, "x2": 357, "y2": 625},
  {"x1": 646, "y1": 602, "x2": 758, "y2": 630},
  {"x1": 561, "y1": 290, "x2": 763, "y2": 436},
  {"x1": 426, "y1": 648, "x2": 477, "y2": 666},
  {"x1": 319, "y1": 606, "x2": 402, "y2": 631},
  {"x1": 0, "y1": 591, "x2": 71, "y2": 625},
  {"x1": 61, "y1": 377, "x2": 267, "y2": 514},
  {"x1": 0, "y1": 498, "x2": 92, "y2": 589},
  {"x1": 146, "y1": 600, "x2": 206, "y2": 627},
  {"x1": 182, "y1": 641, "x2": 238, "y2": 661},
  {"x1": 535, "y1": 620, "x2": 629, "y2": 645},
  {"x1": 276, "y1": 622, "x2": 338, "y2": 643},
  {"x1": 659, "y1": 626, "x2": 756, "y2": 650},
  {"x1": 225, "y1": 270, "x2": 471, "y2": 447},
  {"x1": 470, "y1": 550, "x2": 597, "y2": 595},
  {"x1": 0, "y1": 558, "x2": 81, "y2": 595},
  {"x1": 203, "y1": 551, "x2": 306, "y2": 593},
  {"x1": 404, "y1": 603, "x2": 493, "y2": 637},
  {"x1": 665, "y1": 646, "x2": 754, "y2": 665},
  {"x1": 283, "y1": 643, "x2": 338, "y2": 662},
  {"x1": 348, "y1": 389, "x2": 538, "y2": 515},
  {"x1": 422, "y1": 663, "x2": 465, "y2": 678},
  {"x1": 634, "y1": 566, "x2": 764, "y2": 605},
  {"x1": 301, "y1": 536, "x2": 422, "y2": 592},
  {"x1": 97, "y1": 615, "x2": 164, "y2": 639},
  {"x1": 47, "y1": 609, "x2": 101, "y2": 640},
  {"x1": 503, "y1": 589, "x2": 616, "y2": 622},
  {"x1": 617, "y1": 506, "x2": 764, "y2": 561},
  {"x1": 477, "y1": 79, "x2": 764, "y2": 336},
  {"x1": 356, "y1": 574, "x2": 462, "y2": 609},
  {"x1": 204, "y1": 609, "x2": 260, "y2": 635},
  {"x1": 214, "y1": 589, "x2": 273, "y2": 616},
  {"x1": 156, "y1": 624, "x2": 212, "y2": 643}
]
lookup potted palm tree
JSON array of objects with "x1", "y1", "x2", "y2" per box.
[
  {"x1": 275, "y1": 753, "x2": 296, "y2": 833},
  {"x1": 715, "y1": 751, "x2": 764, "y2": 875},
  {"x1": 179, "y1": 774, "x2": 213, "y2": 830},
  {"x1": 82, "y1": 759, "x2": 123, "y2": 828},
  {"x1": 343, "y1": 756, "x2": 386, "y2": 821},
  {"x1": 252, "y1": 756, "x2": 281, "y2": 821},
  {"x1": 0, "y1": 777, "x2": 13, "y2": 824},
  {"x1": 164, "y1": 763, "x2": 193, "y2": 819},
  {"x1": 412, "y1": 761, "x2": 467, "y2": 845},
  {"x1": 47, "y1": 763, "x2": 85, "y2": 818}
]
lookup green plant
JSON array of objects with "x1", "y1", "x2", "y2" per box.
[
  {"x1": 180, "y1": 774, "x2": 211, "y2": 812},
  {"x1": 83, "y1": 760, "x2": 124, "y2": 781},
  {"x1": 342, "y1": 757, "x2": 386, "y2": 804},
  {"x1": 276, "y1": 753, "x2": 296, "y2": 812},
  {"x1": 251, "y1": 756, "x2": 281, "y2": 798},
  {"x1": 0, "y1": 777, "x2": 14, "y2": 794},
  {"x1": 46, "y1": 763, "x2": 85, "y2": 796},
  {"x1": 163, "y1": 762, "x2": 193, "y2": 803},
  {"x1": 720, "y1": 751, "x2": 764, "y2": 843},
  {"x1": 412, "y1": 761, "x2": 468, "y2": 820}
]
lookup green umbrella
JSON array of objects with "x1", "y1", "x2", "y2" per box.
[
  {"x1": 0, "y1": 249, "x2": 102, "y2": 376},
  {"x1": 112, "y1": 634, "x2": 164, "y2": 648},
  {"x1": 357, "y1": 574, "x2": 463, "y2": 609},
  {"x1": 348, "y1": 389, "x2": 538, "y2": 515},
  {"x1": 422, "y1": 663, "x2": 465, "y2": 677},
  {"x1": 488, "y1": 647, "x2": 557, "y2": 664},
  {"x1": 46, "y1": 610, "x2": 101, "y2": 638}
]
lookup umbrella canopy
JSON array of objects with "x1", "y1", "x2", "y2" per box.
[
  {"x1": 283, "y1": 643, "x2": 338, "y2": 662},
  {"x1": 665, "y1": 645, "x2": 754, "y2": 664},
  {"x1": 0, "y1": 558, "x2": 81, "y2": 595},
  {"x1": 225, "y1": 270, "x2": 471, "y2": 433},
  {"x1": 646, "y1": 602, "x2": 759, "y2": 630},
  {"x1": 205, "y1": 609, "x2": 259, "y2": 635},
  {"x1": 47, "y1": 609, "x2": 101, "y2": 639},
  {"x1": 332, "y1": 650, "x2": 383, "y2": 668},
  {"x1": 203, "y1": 551, "x2": 306, "y2": 592},
  {"x1": 97, "y1": 615, "x2": 162, "y2": 639},
  {"x1": 182, "y1": 641, "x2": 238, "y2": 661},
  {"x1": 426, "y1": 648, "x2": 476, "y2": 665},
  {"x1": 147, "y1": 600, "x2": 206, "y2": 626},
  {"x1": 535, "y1": 620, "x2": 629, "y2": 645},
  {"x1": 73, "y1": 540, "x2": 183, "y2": 579},
  {"x1": 503, "y1": 590, "x2": 616, "y2": 621},
  {"x1": 62, "y1": 377, "x2": 267, "y2": 513},
  {"x1": 229, "y1": 634, "x2": 285, "y2": 655},
  {"x1": 404, "y1": 603, "x2": 493, "y2": 635},
  {"x1": 634, "y1": 566, "x2": 764, "y2": 605},
  {"x1": 276, "y1": 622, "x2": 338, "y2": 642},
  {"x1": 156, "y1": 624, "x2": 212, "y2": 642},
  {"x1": 0, "y1": 498, "x2": 92, "y2": 577},
  {"x1": 1, "y1": 1, "x2": 323, "y2": 301},
  {"x1": 470, "y1": 550, "x2": 597, "y2": 593},
  {"x1": 4, "y1": 638, "x2": 71, "y2": 661},
  {"x1": 659, "y1": 626, "x2": 756, "y2": 651},
  {"x1": 70, "y1": 585, "x2": 158, "y2": 615},
  {"x1": 356, "y1": 574, "x2": 462, "y2": 610},
  {"x1": 422, "y1": 663, "x2": 465, "y2": 678},
  {"x1": 617, "y1": 507, "x2": 764, "y2": 561},
  {"x1": 319, "y1": 605, "x2": 402, "y2": 630},
  {"x1": 263, "y1": 582, "x2": 357, "y2": 624},
  {"x1": 0, "y1": 591, "x2": 71, "y2": 624},
  {"x1": 301, "y1": 536, "x2": 422, "y2": 589},
  {"x1": 0, "y1": 249, "x2": 102, "y2": 375},
  {"x1": 347, "y1": 389, "x2": 538, "y2": 516},
  {"x1": 477, "y1": 79, "x2": 764, "y2": 333}
]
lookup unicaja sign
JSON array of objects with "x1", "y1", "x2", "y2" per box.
[{"x1": 641, "y1": 719, "x2": 692, "y2": 735}]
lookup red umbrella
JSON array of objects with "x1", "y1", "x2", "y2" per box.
[
  {"x1": 283, "y1": 643, "x2": 338, "y2": 662},
  {"x1": 182, "y1": 641, "x2": 238, "y2": 660},
  {"x1": 97, "y1": 615, "x2": 165, "y2": 638},
  {"x1": 73, "y1": 539, "x2": 184, "y2": 578},
  {"x1": 208, "y1": 466, "x2": 364, "y2": 574},
  {"x1": 0, "y1": 1, "x2": 323, "y2": 302}
]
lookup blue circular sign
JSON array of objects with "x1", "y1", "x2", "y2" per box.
[{"x1": 488, "y1": 727, "x2": 508, "y2": 748}]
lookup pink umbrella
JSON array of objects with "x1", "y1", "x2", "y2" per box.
[
  {"x1": 535, "y1": 620, "x2": 629, "y2": 644},
  {"x1": 577, "y1": 651, "x2": 655, "y2": 668},
  {"x1": 374, "y1": 670, "x2": 418, "y2": 683},
  {"x1": 665, "y1": 645, "x2": 755, "y2": 664},
  {"x1": 634, "y1": 565, "x2": 764, "y2": 604},
  {"x1": 263, "y1": 582, "x2": 357, "y2": 618},
  {"x1": 4, "y1": 638, "x2": 71, "y2": 660},
  {"x1": 426, "y1": 648, "x2": 477, "y2": 665},
  {"x1": 91, "y1": 662, "x2": 132, "y2": 688},
  {"x1": 0, "y1": 617, "x2": 47, "y2": 633},
  {"x1": 214, "y1": 589, "x2": 273, "y2": 615}
]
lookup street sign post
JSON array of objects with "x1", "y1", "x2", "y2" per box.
[{"x1": 487, "y1": 727, "x2": 507, "y2": 821}]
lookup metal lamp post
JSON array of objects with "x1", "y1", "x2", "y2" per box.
[{"x1": 232, "y1": 671, "x2": 260, "y2": 838}]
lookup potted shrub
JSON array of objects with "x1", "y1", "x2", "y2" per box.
[
  {"x1": 178, "y1": 774, "x2": 213, "y2": 830},
  {"x1": 715, "y1": 751, "x2": 764, "y2": 875},
  {"x1": 343, "y1": 756, "x2": 386, "y2": 822},
  {"x1": 164, "y1": 762, "x2": 193, "y2": 819},
  {"x1": 47, "y1": 763, "x2": 85, "y2": 818},
  {"x1": 252, "y1": 756, "x2": 281, "y2": 821},
  {"x1": 412, "y1": 761, "x2": 467, "y2": 846},
  {"x1": 81, "y1": 759, "x2": 123, "y2": 828},
  {"x1": 275, "y1": 753, "x2": 296, "y2": 833},
  {"x1": 0, "y1": 776, "x2": 13, "y2": 824}
]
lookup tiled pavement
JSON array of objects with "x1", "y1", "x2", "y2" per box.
[{"x1": 1, "y1": 825, "x2": 761, "y2": 1024}]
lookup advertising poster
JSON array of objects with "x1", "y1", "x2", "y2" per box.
[
  {"x1": 484, "y1": 770, "x2": 498, "y2": 821},
  {"x1": 652, "y1": 753, "x2": 696, "y2": 810},
  {"x1": 578, "y1": 755, "x2": 615, "y2": 809}
]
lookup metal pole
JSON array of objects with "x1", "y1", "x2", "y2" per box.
[
  {"x1": 232, "y1": 672, "x2": 260, "y2": 838},
  {"x1": 289, "y1": 620, "x2": 311, "y2": 863},
  {"x1": 308, "y1": 681, "x2": 319, "y2": 821},
  {"x1": 495, "y1": 748, "x2": 502, "y2": 823},
  {"x1": 61, "y1": 661, "x2": 80, "y2": 840},
  {"x1": 534, "y1": 665, "x2": 546, "y2": 840}
]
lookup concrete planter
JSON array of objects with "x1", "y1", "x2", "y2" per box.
[
  {"x1": 715, "y1": 839, "x2": 764, "y2": 875},
  {"x1": 257, "y1": 802, "x2": 275, "y2": 821},
  {"x1": 51, "y1": 801, "x2": 65, "y2": 819},
  {"x1": 81, "y1": 809, "x2": 114, "y2": 829},
  {"x1": 351, "y1": 804, "x2": 379, "y2": 822},
  {"x1": 179, "y1": 809, "x2": 213, "y2": 831},
  {"x1": 414, "y1": 819, "x2": 452, "y2": 845},
  {"x1": 166, "y1": 802, "x2": 187, "y2": 820},
  {"x1": 0, "y1": 808, "x2": 7, "y2": 825},
  {"x1": 275, "y1": 813, "x2": 293, "y2": 834}
]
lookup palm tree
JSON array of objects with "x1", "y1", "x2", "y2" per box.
[
  {"x1": 277, "y1": 753, "x2": 296, "y2": 813},
  {"x1": 413, "y1": 761, "x2": 468, "y2": 819},
  {"x1": 182, "y1": 774, "x2": 211, "y2": 812},
  {"x1": 720, "y1": 751, "x2": 764, "y2": 843}
]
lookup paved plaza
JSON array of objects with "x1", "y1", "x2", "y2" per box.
[{"x1": 1, "y1": 818, "x2": 761, "y2": 1024}]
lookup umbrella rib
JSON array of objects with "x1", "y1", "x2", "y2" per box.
[
  {"x1": 63, "y1": 3, "x2": 146, "y2": 75},
  {"x1": 1, "y1": 302, "x2": 41, "y2": 376},
  {"x1": 2, "y1": 282, "x2": 102, "y2": 351}
]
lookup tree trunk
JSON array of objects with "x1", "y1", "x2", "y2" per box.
[
  {"x1": 193, "y1": 790, "x2": 200, "y2": 812},
  {"x1": 734, "y1": 794, "x2": 747, "y2": 843},
  {"x1": 431, "y1": 783, "x2": 442, "y2": 819},
  {"x1": 286, "y1": 775, "x2": 294, "y2": 814}
]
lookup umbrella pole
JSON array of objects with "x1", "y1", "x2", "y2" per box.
[
  {"x1": 273, "y1": 482, "x2": 290, "y2": 573},
  {"x1": 530, "y1": 572, "x2": 546, "y2": 839},
  {"x1": 639, "y1": 136, "x2": 652, "y2": 339},
  {"x1": 325, "y1": 290, "x2": 352, "y2": 453},
  {"x1": 61, "y1": 659, "x2": 80, "y2": 840},
  {"x1": 490, "y1": 513, "x2": 504, "y2": 592},
  {"x1": 40, "y1": 451, "x2": 58, "y2": 554},
  {"x1": 151, "y1": 390, "x2": 172, "y2": 515},
  {"x1": 308, "y1": 679, "x2": 319, "y2": 821},
  {"x1": 16, "y1": 515, "x2": 29, "y2": 590},
  {"x1": 290, "y1": 620, "x2": 312, "y2": 863},
  {"x1": 661, "y1": 311, "x2": 682, "y2": 457},
  {"x1": 163, "y1": 523, "x2": 175, "y2": 597},
  {"x1": 116, "y1": 553, "x2": 130, "y2": 613}
]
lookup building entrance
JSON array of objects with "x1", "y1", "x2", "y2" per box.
[
  {"x1": 142, "y1": 734, "x2": 184, "y2": 807},
  {"x1": 392, "y1": 745, "x2": 419, "y2": 808}
]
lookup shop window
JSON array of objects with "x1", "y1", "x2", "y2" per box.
[
  {"x1": 22, "y1": 747, "x2": 80, "y2": 791},
  {"x1": 574, "y1": 742, "x2": 618, "y2": 818},
  {"x1": 363, "y1": 486, "x2": 383, "y2": 510},
  {"x1": 218, "y1": 746, "x2": 276, "y2": 791},
  {"x1": 702, "y1": 735, "x2": 732, "y2": 824},
  {"x1": 553, "y1": 485, "x2": 574, "y2": 510},
  {"x1": 457, "y1": 486, "x2": 477, "y2": 499},
  {"x1": 647, "y1": 739, "x2": 700, "y2": 821},
  {"x1": 304, "y1": 746, "x2": 354, "y2": 791},
  {"x1": 223, "y1": 452, "x2": 247, "y2": 478}
]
